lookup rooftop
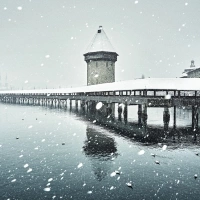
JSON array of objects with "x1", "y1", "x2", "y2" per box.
[
  {"x1": 1, "y1": 78, "x2": 200, "y2": 94},
  {"x1": 85, "y1": 26, "x2": 116, "y2": 53}
]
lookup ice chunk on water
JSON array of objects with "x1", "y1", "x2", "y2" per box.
[
  {"x1": 87, "y1": 191, "x2": 92, "y2": 194},
  {"x1": 11, "y1": 179, "x2": 16, "y2": 183}
]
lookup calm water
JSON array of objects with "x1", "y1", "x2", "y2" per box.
[{"x1": 1, "y1": 103, "x2": 200, "y2": 200}]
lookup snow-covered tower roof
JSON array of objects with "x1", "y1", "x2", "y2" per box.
[
  {"x1": 84, "y1": 26, "x2": 118, "y2": 63},
  {"x1": 85, "y1": 26, "x2": 116, "y2": 53}
]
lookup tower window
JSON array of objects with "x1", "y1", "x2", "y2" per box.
[{"x1": 98, "y1": 30, "x2": 101, "y2": 33}]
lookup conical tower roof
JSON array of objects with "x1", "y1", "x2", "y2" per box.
[{"x1": 86, "y1": 26, "x2": 116, "y2": 53}]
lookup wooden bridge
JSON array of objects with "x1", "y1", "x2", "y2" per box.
[{"x1": 0, "y1": 78, "x2": 200, "y2": 132}]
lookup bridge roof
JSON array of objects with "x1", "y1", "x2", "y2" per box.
[
  {"x1": 1, "y1": 78, "x2": 200, "y2": 94},
  {"x1": 85, "y1": 26, "x2": 116, "y2": 53}
]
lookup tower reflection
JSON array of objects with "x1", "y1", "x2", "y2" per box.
[{"x1": 83, "y1": 125, "x2": 118, "y2": 181}]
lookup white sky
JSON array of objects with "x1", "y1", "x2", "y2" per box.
[{"x1": 0, "y1": 0, "x2": 200, "y2": 89}]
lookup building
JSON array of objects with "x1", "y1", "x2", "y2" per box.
[
  {"x1": 181, "y1": 60, "x2": 200, "y2": 78},
  {"x1": 84, "y1": 26, "x2": 118, "y2": 85}
]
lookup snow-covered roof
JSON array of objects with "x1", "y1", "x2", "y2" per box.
[
  {"x1": 85, "y1": 26, "x2": 116, "y2": 53},
  {"x1": 180, "y1": 72, "x2": 188, "y2": 78},
  {"x1": 1, "y1": 78, "x2": 200, "y2": 94}
]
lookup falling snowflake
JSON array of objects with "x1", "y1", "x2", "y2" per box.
[
  {"x1": 110, "y1": 172, "x2": 116, "y2": 177},
  {"x1": 24, "y1": 164, "x2": 29, "y2": 168},
  {"x1": 96, "y1": 102, "x2": 103, "y2": 110},
  {"x1": 138, "y1": 150, "x2": 145, "y2": 155},
  {"x1": 77, "y1": 163, "x2": 83, "y2": 168},
  {"x1": 48, "y1": 178, "x2": 53, "y2": 182},
  {"x1": 162, "y1": 145, "x2": 167, "y2": 150},
  {"x1": 44, "y1": 187, "x2": 51, "y2": 192},
  {"x1": 27, "y1": 168, "x2": 32, "y2": 173},
  {"x1": 17, "y1": 6, "x2": 22, "y2": 10}
]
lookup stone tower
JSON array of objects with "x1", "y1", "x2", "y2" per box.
[{"x1": 84, "y1": 26, "x2": 118, "y2": 85}]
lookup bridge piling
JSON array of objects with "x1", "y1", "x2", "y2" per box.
[
  {"x1": 118, "y1": 103, "x2": 122, "y2": 121},
  {"x1": 163, "y1": 106, "x2": 170, "y2": 132},
  {"x1": 123, "y1": 103, "x2": 128, "y2": 124},
  {"x1": 192, "y1": 106, "x2": 198, "y2": 131},
  {"x1": 142, "y1": 104, "x2": 148, "y2": 128},
  {"x1": 138, "y1": 104, "x2": 142, "y2": 126}
]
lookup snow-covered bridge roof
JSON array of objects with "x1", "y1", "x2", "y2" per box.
[{"x1": 0, "y1": 78, "x2": 200, "y2": 94}]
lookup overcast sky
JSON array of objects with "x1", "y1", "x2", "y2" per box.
[{"x1": 1, "y1": 0, "x2": 200, "y2": 89}]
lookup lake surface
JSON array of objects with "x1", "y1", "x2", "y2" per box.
[{"x1": 1, "y1": 103, "x2": 200, "y2": 200}]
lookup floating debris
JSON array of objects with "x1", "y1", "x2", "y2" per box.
[
  {"x1": 126, "y1": 182, "x2": 133, "y2": 189},
  {"x1": 194, "y1": 174, "x2": 198, "y2": 179},
  {"x1": 62, "y1": 143, "x2": 65, "y2": 145},
  {"x1": 115, "y1": 170, "x2": 120, "y2": 175},
  {"x1": 151, "y1": 153, "x2": 156, "y2": 157},
  {"x1": 155, "y1": 160, "x2": 160, "y2": 165},
  {"x1": 87, "y1": 191, "x2": 92, "y2": 194},
  {"x1": 16, "y1": 137, "x2": 19, "y2": 139}
]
